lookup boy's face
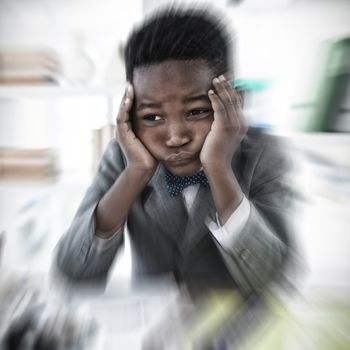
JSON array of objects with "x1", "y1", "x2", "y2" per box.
[{"x1": 133, "y1": 59, "x2": 215, "y2": 176}]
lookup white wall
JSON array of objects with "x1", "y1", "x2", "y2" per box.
[{"x1": 229, "y1": 0, "x2": 350, "y2": 130}]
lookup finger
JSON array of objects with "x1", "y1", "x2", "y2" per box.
[
  {"x1": 118, "y1": 84, "x2": 134, "y2": 118},
  {"x1": 213, "y1": 76, "x2": 244, "y2": 130},
  {"x1": 217, "y1": 76, "x2": 244, "y2": 125},
  {"x1": 118, "y1": 85, "x2": 128, "y2": 111},
  {"x1": 235, "y1": 88, "x2": 247, "y2": 129},
  {"x1": 127, "y1": 83, "x2": 134, "y2": 102},
  {"x1": 221, "y1": 76, "x2": 242, "y2": 112},
  {"x1": 116, "y1": 84, "x2": 134, "y2": 136},
  {"x1": 212, "y1": 77, "x2": 233, "y2": 122},
  {"x1": 208, "y1": 89, "x2": 230, "y2": 128},
  {"x1": 231, "y1": 87, "x2": 246, "y2": 127}
]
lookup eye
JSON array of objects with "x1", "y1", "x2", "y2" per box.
[
  {"x1": 142, "y1": 115, "x2": 163, "y2": 122},
  {"x1": 187, "y1": 109, "x2": 212, "y2": 119}
]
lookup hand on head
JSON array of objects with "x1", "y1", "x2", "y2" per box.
[
  {"x1": 116, "y1": 84, "x2": 158, "y2": 175},
  {"x1": 200, "y1": 74, "x2": 247, "y2": 171}
]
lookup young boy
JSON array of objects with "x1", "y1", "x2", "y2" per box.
[{"x1": 55, "y1": 7, "x2": 293, "y2": 297}]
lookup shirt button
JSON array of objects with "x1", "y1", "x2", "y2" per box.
[{"x1": 239, "y1": 248, "x2": 251, "y2": 262}]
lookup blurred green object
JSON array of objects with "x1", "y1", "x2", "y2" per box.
[
  {"x1": 231, "y1": 79, "x2": 272, "y2": 91},
  {"x1": 180, "y1": 291, "x2": 350, "y2": 350},
  {"x1": 306, "y1": 37, "x2": 350, "y2": 132}
]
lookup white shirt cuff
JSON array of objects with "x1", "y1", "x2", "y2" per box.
[
  {"x1": 207, "y1": 196, "x2": 250, "y2": 250},
  {"x1": 93, "y1": 225, "x2": 123, "y2": 254}
]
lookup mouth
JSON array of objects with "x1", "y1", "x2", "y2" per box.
[{"x1": 165, "y1": 152, "x2": 195, "y2": 165}]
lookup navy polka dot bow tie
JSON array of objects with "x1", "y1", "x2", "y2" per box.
[{"x1": 165, "y1": 169, "x2": 209, "y2": 196}]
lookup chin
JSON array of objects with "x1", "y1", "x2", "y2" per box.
[{"x1": 164, "y1": 162, "x2": 202, "y2": 177}]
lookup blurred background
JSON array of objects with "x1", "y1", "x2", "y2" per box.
[{"x1": 0, "y1": 0, "x2": 349, "y2": 348}]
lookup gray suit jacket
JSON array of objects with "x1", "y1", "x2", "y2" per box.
[{"x1": 55, "y1": 128, "x2": 294, "y2": 296}]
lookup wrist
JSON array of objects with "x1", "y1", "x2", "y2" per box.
[
  {"x1": 125, "y1": 165, "x2": 156, "y2": 184},
  {"x1": 203, "y1": 165, "x2": 244, "y2": 224},
  {"x1": 202, "y1": 162, "x2": 232, "y2": 177}
]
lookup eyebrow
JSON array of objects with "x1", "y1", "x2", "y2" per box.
[
  {"x1": 136, "y1": 94, "x2": 210, "y2": 111},
  {"x1": 183, "y1": 94, "x2": 210, "y2": 103},
  {"x1": 137, "y1": 101, "x2": 162, "y2": 111}
]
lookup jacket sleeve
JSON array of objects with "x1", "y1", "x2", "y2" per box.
[
  {"x1": 54, "y1": 138, "x2": 126, "y2": 282},
  {"x1": 212, "y1": 135, "x2": 295, "y2": 295}
]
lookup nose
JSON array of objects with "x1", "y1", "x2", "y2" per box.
[{"x1": 165, "y1": 121, "x2": 191, "y2": 148}]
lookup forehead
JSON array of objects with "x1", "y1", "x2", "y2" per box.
[{"x1": 133, "y1": 60, "x2": 214, "y2": 100}]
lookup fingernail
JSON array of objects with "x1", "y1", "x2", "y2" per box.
[
  {"x1": 213, "y1": 77, "x2": 220, "y2": 84},
  {"x1": 208, "y1": 89, "x2": 215, "y2": 95},
  {"x1": 219, "y1": 75, "x2": 226, "y2": 82}
]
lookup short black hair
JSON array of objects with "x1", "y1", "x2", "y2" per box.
[{"x1": 124, "y1": 6, "x2": 233, "y2": 82}]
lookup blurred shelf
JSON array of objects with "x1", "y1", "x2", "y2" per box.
[
  {"x1": 268, "y1": 130, "x2": 350, "y2": 143},
  {"x1": 0, "y1": 85, "x2": 125, "y2": 99},
  {"x1": 266, "y1": 130, "x2": 350, "y2": 170}
]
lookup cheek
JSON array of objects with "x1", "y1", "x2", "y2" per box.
[
  {"x1": 196, "y1": 118, "x2": 213, "y2": 143},
  {"x1": 136, "y1": 127, "x2": 163, "y2": 155}
]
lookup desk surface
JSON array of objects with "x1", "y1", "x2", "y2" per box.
[{"x1": 1, "y1": 269, "x2": 350, "y2": 350}]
